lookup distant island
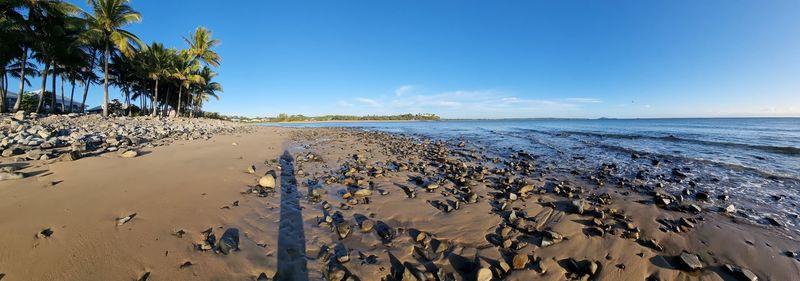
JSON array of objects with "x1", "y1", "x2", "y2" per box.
[{"x1": 215, "y1": 113, "x2": 441, "y2": 123}]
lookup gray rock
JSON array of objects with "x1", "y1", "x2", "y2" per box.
[
  {"x1": 676, "y1": 253, "x2": 703, "y2": 271},
  {"x1": 218, "y1": 228, "x2": 240, "y2": 255}
]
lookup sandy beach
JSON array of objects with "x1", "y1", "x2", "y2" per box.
[{"x1": 1, "y1": 124, "x2": 798, "y2": 281}]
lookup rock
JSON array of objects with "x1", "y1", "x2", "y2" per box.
[
  {"x1": 36, "y1": 228, "x2": 54, "y2": 239},
  {"x1": 540, "y1": 230, "x2": 563, "y2": 247},
  {"x1": 676, "y1": 253, "x2": 703, "y2": 271},
  {"x1": 58, "y1": 151, "x2": 81, "y2": 162},
  {"x1": 116, "y1": 213, "x2": 137, "y2": 226},
  {"x1": 724, "y1": 204, "x2": 736, "y2": 214},
  {"x1": 353, "y1": 189, "x2": 372, "y2": 198},
  {"x1": 359, "y1": 219, "x2": 374, "y2": 232},
  {"x1": 138, "y1": 272, "x2": 151, "y2": 281},
  {"x1": 764, "y1": 217, "x2": 782, "y2": 227},
  {"x1": 724, "y1": 264, "x2": 758, "y2": 281},
  {"x1": 570, "y1": 200, "x2": 585, "y2": 215},
  {"x1": 565, "y1": 258, "x2": 599, "y2": 277},
  {"x1": 336, "y1": 223, "x2": 351, "y2": 239},
  {"x1": 0, "y1": 172, "x2": 24, "y2": 181},
  {"x1": 218, "y1": 228, "x2": 240, "y2": 255},
  {"x1": 256, "y1": 272, "x2": 271, "y2": 281},
  {"x1": 512, "y1": 253, "x2": 529, "y2": 270},
  {"x1": 247, "y1": 165, "x2": 256, "y2": 174},
  {"x1": 13, "y1": 111, "x2": 26, "y2": 120},
  {"x1": 120, "y1": 150, "x2": 138, "y2": 158},
  {"x1": 259, "y1": 175, "x2": 276, "y2": 189},
  {"x1": 476, "y1": 267, "x2": 493, "y2": 281}
]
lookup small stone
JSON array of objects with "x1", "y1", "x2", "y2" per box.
[
  {"x1": 476, "y1": 267, "x2": 493, "y2": 281},
  {"x1": 512, "y1": 253, "x2": 529, "y2": 269},
  {"x1": 724, "y1": 204, "x2": 736, "y2": 214},
  {"x1": 676, "y1": 253, "x2": 703, "y2": 271},
  {"x1": 353, "y1": 189, "x2": 372, "y2": 198},
  {"x1": 36, "y1": 228, "x2": 54, "y2": 239},
  {"x1": 120, "y1": 150, "x2": 138, "y2": 158},
  {"x1": 247, "y1": 165, "x2": 256, "y2": 174},
  {"x1": 218, "y1": 228, "x2": 240, "y2": 255},
  {"x1": 570, "y1": 200, "x2": 585, "y2": 215},
  {"x1": 259, "y1": 175, "x2": 276, "y2": 189},
  {"x1": 58, "y1": 151, "x2": 81, "y2": 162},
  {"x1": 116, "y1": 213, "x2": 137, "y2": 226},
  {"x1": 138, "y1": 272, "x2": 150, "y2": 281},
  {"x1": 359, "y1": 220, "x2": 374, "y2": 232}
]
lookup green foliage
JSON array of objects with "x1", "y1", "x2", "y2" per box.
[{"x1": 223, "y1": 113, "x2": 441, "y2": 123}]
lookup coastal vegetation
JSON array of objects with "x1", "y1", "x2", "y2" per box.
[
  {"x1": 0, "y1": 0, "x2": 223, "y2": 117},
  {"x1": 221, "y1": 113, "x2": 441, "y2": 123}
]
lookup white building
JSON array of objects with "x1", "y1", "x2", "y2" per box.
[{"x1": 2, "y1": 89, "x2": 88, "y2": 112}]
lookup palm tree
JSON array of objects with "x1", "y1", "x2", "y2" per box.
[
  {"x1": 171, "y1": 50, "x2": 203, "y2": 117},
  {"x1": 142, "y1": 43, "x2": 170, "y2": 116},
  {"x1": 183, "y1": 27, "x2": 220, "y2": 117},
  {"x1": 84, "y1": 0, "x2": 142, "y2": 117},
  {"x1": 192, "y1": 66, "x2": 222, "y2": 116}
]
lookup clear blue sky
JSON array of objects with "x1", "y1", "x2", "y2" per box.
[{"x1": 12, "y1": 0, "x2": 800, "y2": 118}]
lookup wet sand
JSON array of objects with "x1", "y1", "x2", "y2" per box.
[{"x1": 0, "y1": 126, "x2": 799, "y2": 281}]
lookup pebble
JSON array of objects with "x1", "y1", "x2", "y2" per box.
[
  {"x1": 120, "y1": 150, "x2": 138, "y2": 158},
  {"x1": 218, "y1": 228, "x2": 240, "y2": 255},
  {"x1": 512, "y1": 253, "x2": 529, "y2": 269},
  {"x1": 258, "y1": 175, "x2": 276, "y2": 189}
]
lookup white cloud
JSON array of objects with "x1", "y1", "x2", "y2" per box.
[
  {"x1": 394, "y1": 85, "x2": 415, "y2": 96},
  {"x1": 564, "y1": 98, "x2": 602, "y2": 103},
  {"x1": 338, "y1": 87, "x2": 602, "y2": 118},
  {"x1": 336, "y1": 100, "x2": 354, "y2": 108},
  {"x1": 355, "y1": 97, "x2": 381, "y2": 107}
]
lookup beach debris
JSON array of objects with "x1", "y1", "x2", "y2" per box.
[
  {"x1": 116, "y1": 213, "x2": 137, "y2": 226},
  {"x1": 35, "y1": 228, "x2": 54, "y2": 239},
  {"x1": 218, "y1": 228, "x2": 240, "y2": 255},
  {"x1": 258, "y1": 175, "x2": 276, "y2": 189},
  {"x1": 120, "y1": 150, "x2": 139, "y2": 158},
  {"x1": 676, "y1": 252, "x2": 703, "y2": 271}
]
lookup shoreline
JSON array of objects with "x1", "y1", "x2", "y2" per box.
[{"x1": 0, "y1": 119, "x2": 798, "y2": 280}]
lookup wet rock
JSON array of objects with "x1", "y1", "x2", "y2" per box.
[
  {"x1": 724, "y1": 204, "x2": 736, "y2": 214},
  {"x1": 218, "y1": 228, "x2": 240, "y2": 255},
  {"x1": 259, "y1": 175, "x2": 276, "y2": 189},
  {"x1": 676, "y1": 253, "x2": 703, "y2": 271}
]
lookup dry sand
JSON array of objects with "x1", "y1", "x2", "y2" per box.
[{"x1": 0, "y1": 126, "x2": 798, "y2": 281}]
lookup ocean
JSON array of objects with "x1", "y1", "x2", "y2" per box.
[{"x1": 267, "y1": 118, "x2": 800, "y2": 227}]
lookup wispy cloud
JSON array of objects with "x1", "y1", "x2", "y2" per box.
[
  {"x1": 338, "y1": 87, "x2": 602, "y2": 118},
  {"x1": 394, "y1": 85, "x2": 415, "y2": 96},
  {"x1": 355, "y1": 97, "x2": 381, "y2": 107}
]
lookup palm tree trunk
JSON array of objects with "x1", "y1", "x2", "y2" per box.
[
  {"x1": 163, "y1": 85, "x2": 171, "y2": 116},
  {"x1": 102, "y1": 40, "x2": 110, "y2": 117},
  {"x1": 69, "y1": 79, "x2": 76, "y2": 113},
  {"x1": 0, "y1": 71, "x2": 6, "y2": 113},
  {"x1": 177, "y1": 85, "x2": 183, "y2": 117},
  {"x1": 35, "y1": 61, "x2": 50, "y2": 113},
  {"x1": 150, "y1": 79, "x2": 159, "y2": 117},
  {"x1": 50, "y1": 65, "x2": 57, "y2": 114},
  {"x1": 60, "y1": 74, "x2": 65, "y2": 113},
  {"x1": 81, "y1": 50, "x2": 96, "y2": 113},
  {"x1": 13, "y1": 48, "x2": 28, "y2": 112}
]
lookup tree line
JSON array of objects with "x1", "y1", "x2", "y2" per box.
[
  {"x1": 225, "y1": 113, "x2": 441, "y2": 123},
  {"x1": 0, "y1": 0, "x2": 222, "y2": 117}
]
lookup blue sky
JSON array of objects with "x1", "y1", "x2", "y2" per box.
[{"x1": 12, "y1": 0, "x2": 800, "y2": 118}]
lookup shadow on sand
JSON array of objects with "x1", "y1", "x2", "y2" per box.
[{"x1": 275, "y1": 150, "x2": 309, "y2": 281}]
